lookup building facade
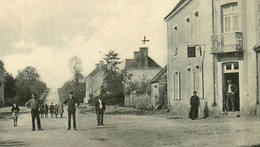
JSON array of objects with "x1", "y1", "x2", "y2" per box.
[
  {"x1": 165, "y1": 0, "x2": 260, "y2": 117},
  {"x1": 151, "y1": 65, "x2": 167, "y2": 109},
  {"x1": 0, "y1": 61, "x2": 4, "y2": 106},
  {"x1": 85, "y1": 61, "x2": 105, "y2": 102}
]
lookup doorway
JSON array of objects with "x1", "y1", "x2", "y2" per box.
[{"x1": 223, "y1": 73, "x2": 240, "y2": 111}]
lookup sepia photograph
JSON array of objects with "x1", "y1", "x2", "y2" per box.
[{"x1": 0, "y1": 0, "x2": 260, "y2": 146}]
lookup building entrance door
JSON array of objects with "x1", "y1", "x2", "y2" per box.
[{"x1": 222, "y1": 62, "x2": 240, "y2": 112}]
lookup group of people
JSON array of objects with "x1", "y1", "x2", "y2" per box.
[
  {"x1": 189, "y1": 79, "x2": 238, "y2": 120},
  {"x1": 39, "y1": 101, "x2": 64, "y2": 118},
  {"x1": 11, "y1": 90, "x2": 106, "y2": 131}
]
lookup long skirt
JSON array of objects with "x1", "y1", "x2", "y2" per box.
[{"x1": 189, "y1": 106, "x2": 198, "y2": 120}]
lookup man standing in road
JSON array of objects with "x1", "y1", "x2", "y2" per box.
[
  {"x1": 64, "y1": 91, "x2": 78, "y2": 130},
  {"x1": 25, "y1": 93, "x2": 43, "y2": 131},
  {"x1": 95, "y1": 96, "x2": 106, "y2": 126},
  {"x1": 224, "y1": 80, "x2": 238, "y2": 113}
]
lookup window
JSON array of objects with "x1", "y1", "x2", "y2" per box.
[
  {"x1": 194, "y1": 66, "x2": 201, "y2": 97},
  {"x1": 174, "y1": 48, "x2": 178, "y2": 56},
  {"x1": 187, "y1": 47, "x2": 196, "y2": 57},
  {"x1": 185, "y1": 17, "x2": 191, "y2": 43},
  {"x1": 173, "y1": 26, "x2": 178, "y2": 56},
  {"x1": 224, "y1": 62, "x2": 239, "y2": 73},
  {"x1": 222, "y1": 3, "x2": 238, "y2": 32},
  {"x1": 172, "y1": 72, "x2": 181, "y2": 101},
  {"x1": 258, "y1": 5, "x2": 260, "y2": 12}
]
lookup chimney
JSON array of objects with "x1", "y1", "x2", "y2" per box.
[
  {"x1": 134, "y1": 51, "x2": 139, "y2": 59},
  {"x1": 99, "y1": 60, "x2": 104, "y2": 70},
  {"x1": 139, "y1": 47, "x2": 148, "y2": 67}
]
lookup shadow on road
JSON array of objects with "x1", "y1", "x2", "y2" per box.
[
  {"x1": 0, "y1": 140, "x2": 25, "y2": 146},
  {"x1": 89, "y1": 138, "x2": 109, "y2": 142},
  {"x1": 80, "y1": 125, "x2": 118, "y2": 131}
]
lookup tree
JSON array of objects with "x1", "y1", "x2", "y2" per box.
[
  {"x1": 4, "y1": 72, "x2": 16, "y2": 104},
  {"x1": 14, "y1": 66, "x2": 47, "y2": 105},
  {"x1": 69, "y1": 56, "x2": 84, "y2": 84},
  {"x1": 101, "y1": 50, "x2": 124, "y2": 105},
  {"x1": 60, "y1": 56, "x2": 86, "y2": 103},
  {"x1": 16, "y1": 66, "x2": 39, "y2": 82},
  {"x1": 103, "y1": 50, "x2": 121, "y2": 72}
]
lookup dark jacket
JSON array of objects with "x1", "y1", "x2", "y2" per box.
[
  {"x1": 224, "y1": 84, "x2": 238, "y2": 94},
  {"x1": 11, "y1": 106, "x2": 20, "y2": 113},
  {"x1": 95, "y1": 99, "x2": 106, "y2": 112},
  {"x1": 64, "y1": 96, "x2": 78, "y2": 112},
  {"x1": 50, "y1": 105, "x2": 54, "y2": 113},
  {"x1": 190, "y1": 95, "x2": 200, "y2": 108}
]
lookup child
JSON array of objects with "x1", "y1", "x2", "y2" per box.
[
  {"x1": 54, "y1": 104, "x2": 58, "y2": 118},
  {"x1": 50, "y1": 103, "x2": 54, "y2": 118},
  {"x1": 11, "y1": 103, "x2": 20, "y2": 127}
]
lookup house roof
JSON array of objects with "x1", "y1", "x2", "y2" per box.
[
  {"x1": 151, "y1": 65, "x2": 167, "y2": 83},
  {"x1": 164, "y1": 0, "x2": 189, "y2": 21},
  {"x1": 86, "y1": 65, "x2": 104, "y2": 79},
  {"x1": 125, "y1": 57, "x2": 161, "y2": 69}
]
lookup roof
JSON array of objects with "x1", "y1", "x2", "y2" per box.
[
  {"x1": 151, "y1": 65, "x2": 167, "y2": 83},
  {"x1": 125, "y1": 57, "x2": 161, "y2": 69},
  {"x1": 164, "y1": 0, "x2": 189, "y2": 21},
  {"x1": 86, "y1": 65, "x2": 104, "y2": 79}
]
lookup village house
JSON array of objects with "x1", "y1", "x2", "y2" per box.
[
  {"x1": 124, "y1": 47, "x2": 162, "y2": 82},
  {"x1": 0, "y1": 61, "x2": 4, "y2": 106},
  {"x1": 165, "y1": 0, "x2": 260, "y2": 117},
  {"x1": 85, "y1": 61, "x2": 105, "y2": 102},
  {"x1": 150, "y1": 65, "x2": 167, "y2": 109},
  {"x1": 124, "y1": 47, "x2": 162, "y2": 108}
]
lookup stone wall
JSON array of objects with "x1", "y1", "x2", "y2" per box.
[{"x1": 124, "y1": 93, "x2": 153, "y2": 109}]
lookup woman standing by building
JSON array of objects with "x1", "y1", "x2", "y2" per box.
[{"x1": 11, "y1": 103, "x2": 20, "y2": 127}]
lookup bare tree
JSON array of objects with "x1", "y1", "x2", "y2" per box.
[{"x1": 69, "y1": 56, "x2": 84, "y2": 84}]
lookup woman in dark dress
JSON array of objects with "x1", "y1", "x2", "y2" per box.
[
  {"x1": 189, "y1": 91, "x2": 200, "y2": 120},
  {"x1": 11, "y1": 103, "x2": 20, "y2": 127}
]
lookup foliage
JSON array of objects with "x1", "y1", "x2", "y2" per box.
[
  {"x1": 124, "y1": 74, "x2": 151, "y2": 95},
  {"x1": 61, "y1": 56, "x2": 86, "y2": 103},
  {"x1": 69, "y1": 56, "x2": 84, "y2": 84},
  {"x1": 14, "y1": 66, "x2": 47, "y2": 105},
  {"x1": 3, "y1": 72, "x2": 16, "y2": 105},
  {"x1": 60, "y1": 80, "x2": 86, "y2": 103},
  {"x1": 16, "y1": 66, "x2": 39, "y2": 81},
  {"x1": 100, "y1": 50, "x2": 125, "y2": 105}
]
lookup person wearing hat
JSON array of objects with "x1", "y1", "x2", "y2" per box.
[
  {"x1": 25, "y1": 93, "x2": 43, "y2": 131},
  {"x1": 95, "y1": 96, "x2": 106, "y2": 126},
  {"x1": 189, "y1": 91, "x2": 200, "y2": 120},
  {"x1": 224, "y1": 80, "x2": 238, "y2": 113},
  {"x1": 63, "y1": 91, "x2": 78, "y2": 130}
]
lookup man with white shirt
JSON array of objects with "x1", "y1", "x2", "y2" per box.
[
  {"x1": 25, "y1": 93, "x2": 43, "y2": 131},
  {"x1": 95, "y1": 96, "x2": 106, "y2": 126},
  {"x1": 224, "y1": 80, "x2": 238, "y2": 113}
]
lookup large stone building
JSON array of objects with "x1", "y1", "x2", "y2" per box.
[
  {"x1": 85, "y1": 61, "x2": 105, "y2": 102},
  {"x1": 0, "y1": 61, "x2": 4, "y2": 106},
  {"x1": 165, "y1": 0, "x2": 260, "y2": 117}
]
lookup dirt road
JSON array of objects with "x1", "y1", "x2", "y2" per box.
[{"x1": 1, "y1": 90, "x2": 260, "y2": 147}]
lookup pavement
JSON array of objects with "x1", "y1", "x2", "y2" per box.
[{"x1": 0, "y1": 90, "x2": 260, "y2": 147}]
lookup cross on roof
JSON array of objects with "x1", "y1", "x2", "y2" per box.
[{"x1": 141, "y1": 36, "x2": 149, "y2": 44}]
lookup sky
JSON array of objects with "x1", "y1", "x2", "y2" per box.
[{"x1": 0, "y1": 0, "x2": 179, "y2": 88}]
